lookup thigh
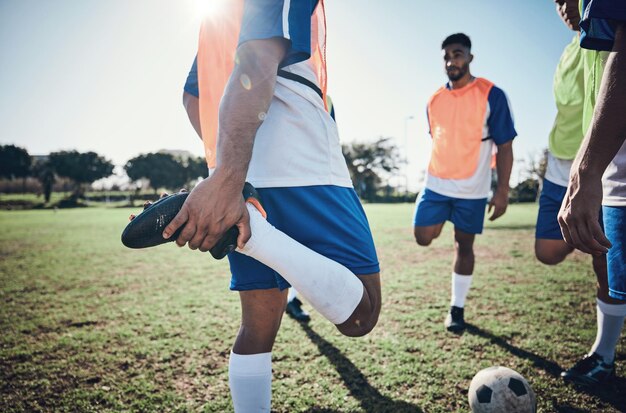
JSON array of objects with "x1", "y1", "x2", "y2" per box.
[
  {"x1": 450, "y1": 197, "x2": 487, "y2": 235},
  {"x1": 414, "y1": 222, "x2": 445, "y2": 245},
  {"x1": 228, "y1": 252, "x2": 287, "y2": 291},
  {"x1": 535, "y1": 179, "x2": 568, "y2": 240},
  {"x1": 233, "y1": 288, "x2": 288, "y2": 354},
  {"x1": 257, "y1": 185, "x2": 380, "y2": 276},
  {"x1": 413, "y1": 188, "x2": 452, "y2": 228},
  {"x1": 534, "y1": 238, "x2": 574, "y2": 265}
]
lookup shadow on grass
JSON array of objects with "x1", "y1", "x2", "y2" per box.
[
  {"x1": 297, "y1": 322, "x2": 423, "y2": 413},
  {"x1": 464, "y1": 323, "x2": 626, "y2": 412}
]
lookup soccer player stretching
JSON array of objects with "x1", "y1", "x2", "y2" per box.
[{"x1": 414, "y1": 33, "x2": 516, "y2": 332}]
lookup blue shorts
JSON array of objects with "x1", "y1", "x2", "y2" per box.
[
  {"x1": 228, "y1": 185, "x2": 380, "y2": 291},
  {"x1": 604, "y1": 206, "x2": 626, "y2": 301},
  {"x1": 536, "y1": 179, "x2": 567, "y2": 240},
  {"x1": 413, "y1": 188, "x2": 487, "y2": 234}
]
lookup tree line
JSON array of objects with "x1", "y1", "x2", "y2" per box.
[
  {"x1": 1, "y1": 141, "x2": 547, "y2": 206},
  {"x1": 0, "y1": 145, "x2": 209, "y2": 204},
  {"x1": 0, "y1": 139, "x2": 403, "y2": 204}
]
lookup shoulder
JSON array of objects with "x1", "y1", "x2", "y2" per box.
[
  {"x1": 486, "y1": 84, "x2": 510, "y2": 104},
  {"x1": 428, "y1": 85, "x2": 449, "y2": 104}
]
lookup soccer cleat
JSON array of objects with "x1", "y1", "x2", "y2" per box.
[
  {"x1": 286, "y1": 297, "x2": 311, "y2": 322},
  {"x1": 561, "y1": 353, "x2": 615, "y2": 386},
  {"x1": 121, "y1": 182, "x2": 264, "y2": 260},
  {"x1": 444, "y1": 306, "x2": 466, "y2": 332}
]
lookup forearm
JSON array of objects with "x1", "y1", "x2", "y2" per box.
[
  {"x1": 574, "y1": 22, "x2": 626, "y2": 181},
  {"x1": 213, "y1": 39, "x2": 287, "y2": 189},
  {"x1": 183, "y1": 92, "x2": 202, "y2": 139},
  {"x1": 495, "y1": 142, "x2": 513, "y2": 193}
]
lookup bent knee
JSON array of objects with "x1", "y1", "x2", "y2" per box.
[
  {"x1": 414, "y1": 230, "x2": 434, "y2": 246},
  {"x1": 535, "y1": 248, "x2": 565, "y2": 266},
  {"x1": 338, "y1": 317, "x2": 378, "y2": 338},
  {"x1": 414, "y1": 224, "x2": 444, "y2": 246},
  {"x1": 415, "y1": 236, "x2": 433, "y2": 246}
]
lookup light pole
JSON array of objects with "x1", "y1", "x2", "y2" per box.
[{"x1": 404, "y1": 115, "x2": 414, "y2": 195}]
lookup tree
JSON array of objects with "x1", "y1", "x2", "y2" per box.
[
  {"x1": 524, "y1": 148, "x2": 548, "y2": 181},
  {"x1": 342, "y1": 137, "x2": 402, "y2": 201},
  {"x1": 125, "y1": 153, "x2": 187, "y2": 193},
  {"x1": 48, "y1": 151, "x2": 114, "y2": 198},
  {"x1": 0, "y1": 145, "x2": 31, "y2": 191},
  {"x1": 510, "y1": 178, "x2": 540, "y2": 203},
  {"x1": 511, "y1": 149, "x2": 548, "y2": 203},
  {"x1": 31, "y1": 159, "x2": 55, "y2": 203},
  {"x1": 181, "y1": 155, "x2": 208, "y2": 188}
]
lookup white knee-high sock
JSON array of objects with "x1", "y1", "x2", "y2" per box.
[
  {"x1": 450, "y1": 272, "x2": 473, "y2": 308},
  {"x1": 229, "y1": 352, "x2": 272, "y2": 413},
  {"x1": 287, "y1": 288, "x2": 298, "y2": 303},
  {"x1": 590, "y1": 298, "x2": 626, "y2": 364},
  {"x1": 238, "y1": 204, "x2": 364, "y2": 325}
]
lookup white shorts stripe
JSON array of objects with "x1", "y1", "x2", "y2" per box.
[{"x1": 282, "y1": 0, "x2": 291, "y2": 40}]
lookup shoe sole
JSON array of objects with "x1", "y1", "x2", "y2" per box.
[
  {"x1": 562, "y1": 373, "x2": 613, "y2": 387},
  {"x1": 446, "y1": 324, "x2": 466, "y2": 332},
  {"x1": 121, "y1": 182, "x2": 261, "y2": 260},
  {"x1": 287, "y1": 312, "x2": 311, "y2": 322}
]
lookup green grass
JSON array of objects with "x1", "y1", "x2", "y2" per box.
[{"x1": 0, "y1": 203, "x2": 624, "y2": 412}]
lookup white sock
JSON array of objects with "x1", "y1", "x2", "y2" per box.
[
  {"x1": 287, "y1": 288, "x2": 298, "y2": 303},
  {"x1": 237, "y1": 204, "x2": 364, "y2": 324},
  {"x1": 590, "y1": 298, "x2": 626, "y2": 364},
  {"x1": 228, "y1": 352, "x2": 272, "y2": 413},
  {"x1": 450, "y1": 272, "x2": 473, "y2": 308}
]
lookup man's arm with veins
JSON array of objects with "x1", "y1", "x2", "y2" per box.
[
  {"x1": 165, "y1": 38, "x2": 288, "y2": 252},
  {"x1": 559, "y1": 22, "x2": 626, "y2": 254}
]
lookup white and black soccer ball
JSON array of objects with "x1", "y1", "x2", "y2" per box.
[{"x1": 468, "y1": 366, "x2": 536, "y2": 413}]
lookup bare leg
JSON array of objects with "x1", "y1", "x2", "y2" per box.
[
  {"x1": 336, "y1": 273, "x2": 381, "y2": 337},
  {"x1": 414, "y1": 222, "x2": 445, "y2": 246},
  {"x1": 453, "y1": 227, "x2": 475, "y2": 275},
  {"x1": 233, "y1": 288, "x2": 288, "y2": 354},
  {"x1": 593, "y1": 255, "x2": 623, "y2": 304},
  {"x1": 535, "y1": 238, "x2": 575, "y2": 265}
]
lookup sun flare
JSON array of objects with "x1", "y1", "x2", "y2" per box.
[{"x1": 194, "y1": 0, "x2": 228, "y2": 19}]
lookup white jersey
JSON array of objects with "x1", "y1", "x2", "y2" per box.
[
  {"x1": 246, "y1": 62, "x2": 352, "y2": 189},
  {"x1": 602, "y1": 140, "x2": 626, "y2": 207},
  {"x1": 545, "y1": 152, "x2": 573, "y2": 188}
]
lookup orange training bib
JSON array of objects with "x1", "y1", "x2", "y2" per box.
[{"x1": 427, "y1": 77, "x2": 493, "y2": 180}]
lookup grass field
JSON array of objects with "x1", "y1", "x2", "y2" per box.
[{"x1": 1, "y1": 203, "x2": 624, "y2": 412}]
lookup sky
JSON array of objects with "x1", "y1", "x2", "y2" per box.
[{"x1": 0, "y1": 0, "x2": 576, "y2": 190}]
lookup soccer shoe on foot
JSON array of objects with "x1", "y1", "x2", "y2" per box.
[
  {"x1": 561, "y1": 353, "x2": 615, "y2": 386},
  {"x1": 444, "y1": 306, "x2": 466, "y2": 332},
  {"x1": 286, "y1": 297, "x2": 311, "y2": 322},
  {"x1": 121, "y1": 182, "x2": 263, "y2": 260}
]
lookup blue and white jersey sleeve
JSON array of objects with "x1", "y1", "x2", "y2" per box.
[
  {"x1": 580, "y1": 0, "x2": 626, "y2": 51},
  {"x1": 239, "y1": 0, "x2": 318, "y2": 68},
  {"x1": 183, "y1": 57, "x2": 199, "y2": 98},
  {"x1": 487, "y1": 86, "x2": 517, "y2": 145}
]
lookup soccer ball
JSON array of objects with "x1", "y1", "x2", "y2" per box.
[{"x1": 468, "y1": 366, "x2": 536, "y2": 413}]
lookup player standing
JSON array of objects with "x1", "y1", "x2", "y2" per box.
[
  {"x1": 414, "y1": 33, "x2": 516, "y2": 332},
  {"x1": 175, "y1": 1, "x2": 382, "y2": 411},
  {"x1": 557, "y1": 0, "x2": 626, "y2": 385}
]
